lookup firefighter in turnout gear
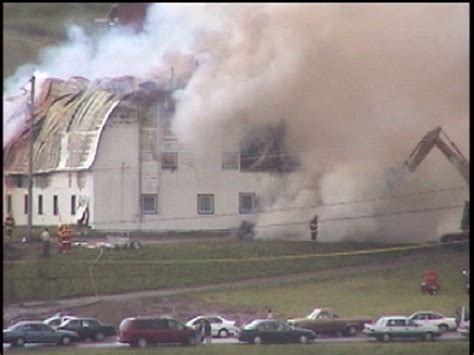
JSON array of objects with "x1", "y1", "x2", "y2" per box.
[
  {"x1": 5, "y1": 214, "x2": 15, "y2": 244},
  {"x1": 309, "y1": 214, "x2": 318, "y2": 242},
  {"x1": 58, "y1": 224, "x2": 72, "y2": 254}
]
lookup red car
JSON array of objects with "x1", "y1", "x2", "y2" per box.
[{"x1": 118, "y1": 317, "x2": 197, "y2": 348}]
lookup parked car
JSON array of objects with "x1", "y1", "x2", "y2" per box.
[
  {"x1": 57, "y1": 317, "x2": 116, "y2": 342},
  {"x1": 238, "y1": 319, "x2": 316, "y2": 344},
  {"x1": 118, "y1": 317, "x2": 196, "y2": 348},
  {"x1": 408, "y1": 311, "x2": 457, "y2": 332},
  {"x1": 186, "y1": 315, "x2": 240, "y2": 338},
  {"x1": 363, "y1": 316, "x2": 442, "y2": 342},
  {"x1": 3, "y1": 320, "x2": 79, "y2": 347},
  {"x1": 44, "y1": 313, "x2": 77, "y2": 329},
  {"x1": 288, "y1": 307, "x2": 372, "y2": 336}
]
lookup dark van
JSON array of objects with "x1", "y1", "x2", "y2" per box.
[{"x1": 118, "y1": 317, "x2": 196, "y2": 348}]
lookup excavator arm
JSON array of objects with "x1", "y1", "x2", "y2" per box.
[
  {"x1": 404, "y1": 126, "x2": 469, "y2": 233},
  {"x1": 404, "y1": 127, "x2": 469, "y2": 184}
]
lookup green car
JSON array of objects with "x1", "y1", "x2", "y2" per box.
[
  {"x1": 58, "y1": 317, "x2": 117, "y2": 342},
  {"x1": 363, "y1": 316, "x2": 442, "y2": 342},
  {"x1": 3, "y1": 320, "x2": 79, "y2": 347}
]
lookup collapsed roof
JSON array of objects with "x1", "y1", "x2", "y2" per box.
[{"x1": 3, "y1": 75, "x2": 173, "y2": 175}]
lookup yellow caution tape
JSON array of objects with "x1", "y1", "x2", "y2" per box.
[{"x1": 3, "y1": 240, "x2": 467, "y2": 265}]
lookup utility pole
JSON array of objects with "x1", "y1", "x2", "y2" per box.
[{"x1": 27, "y1": 75, "x2": 35, "y2": 242}]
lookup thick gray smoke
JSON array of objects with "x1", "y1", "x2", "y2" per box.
[{"x1": 4, "y1": 4, "x2": 469, "y2": 242}]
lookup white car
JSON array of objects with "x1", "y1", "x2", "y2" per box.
[
  {"x1": 363, "y1": 316, "x2": 442, "y2": 342},
  {"x1": 43, "y1": 314, "x2": 77, "y2": 329},
  {"x1": 186, "y1": 315, "x2": 240, "y2": 338},
  {"x1": 408, "y1": 311, "x2": 457, "y2": 332}
]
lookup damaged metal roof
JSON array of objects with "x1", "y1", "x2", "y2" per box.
[{"x1": 4, "y1": 77, "x2": 121, "y2": 174}]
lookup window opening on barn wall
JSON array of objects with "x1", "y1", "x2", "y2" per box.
[
  {"x1": 53, "y1": 195, "x2": 59, "y2": 216},
  {"x1": 24, "y1": 194, "x2": 28, "y2": 214},
  {"x1": 141, "y1": 194, "x2": 158, "y2": 214},
  {"x1": 71, "y1": 195, "x2": 76, "y2": 215},
  {"x1": 239, "y1": 192, "x2": 256, "y2": 214},
  {"x1": 38, "y1": 195, "x2": 43, "y2": 215},
  {"x1": 7, "y1": 195, "x2": 12, "y2": 214},
  {"x1": 198, "y1": 194, "x2": 214, "y2": 214},
  {"x1": 161, "y1": 152, "x2": 178, "y2": 170},
  {"x1": 222, "y1": 152, "x2": 239, "y2": 170}
]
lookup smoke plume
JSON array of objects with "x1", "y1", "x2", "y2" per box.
[{"x1": 3, "y1": 4, "x2": 469, "y2": 242}]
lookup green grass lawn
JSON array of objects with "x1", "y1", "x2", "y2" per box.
[
  {"x1": 194, "y1": 246, "x2": 469, "y2": 318},
  {"x1": 3, "y1": 239, "x2": 468, "y2": 304},
  {"x1": 4, "y1": 343, "x2": 469, "y2": 355},
  {"x1": 3, "y1": 3, "x2": 110, "y2": 78}
]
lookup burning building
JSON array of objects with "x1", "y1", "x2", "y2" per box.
[{"x1": 3, "y1": 73, "x2": 295, "y2": 232}]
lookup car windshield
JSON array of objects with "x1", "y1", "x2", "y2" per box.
[
  {"x1": 307, "y1": 309, "x2": 319, "y2": 319},
  {"x1": 6, "y1": 323, "x2": 23, "y2": 331},
  {"x1": 243, "y1": 320, "x2": 261, "y2": 330},
  {"x1": 375, "y1": 318, "x2": 386, "y2": 326}
]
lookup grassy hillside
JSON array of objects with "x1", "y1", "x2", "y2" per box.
[
  {"x1": 3, "y1": 3, "x2": 110, "y2": 78},
  {"x1": 3, "y1": 240, "x2": 468, "y2": 303},
  {"x1": 194, "y1": 245, "x2": 469, "y2": 318}
]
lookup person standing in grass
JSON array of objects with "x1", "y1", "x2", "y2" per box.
[
  {"x1": 40, "y1": 227, "x2": 51, "y2": 258},
  {"x1": 5, "y1": 213, "x2": 15, "y2": 244},
  {"x1": 267, "y1": 308, "x2": 273, "y2": 319},
  {"x1": 203, "y1": 318, "x2": 212, "y2": 345}
]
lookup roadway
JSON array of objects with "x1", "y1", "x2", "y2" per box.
[{"x1": 2, "y1": 332, "x2": 467, "y2": 351}]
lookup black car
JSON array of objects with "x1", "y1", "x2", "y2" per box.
[
  {"x1": 57, "y1": 317, "x2": 116, "y2": 342},
  {"x1": 238, "y1": 319, "x2": 316, "y2": 344}
]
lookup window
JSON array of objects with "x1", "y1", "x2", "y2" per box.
[
  {"x1": 7, "y1": 195, "x2": 12, "y2": 214},
  {"x1": 82, "y1": 319, "x2": 98, "y2": 328},
  {"x1": 197, "y1": 194, "x2": 214, "y2": 214},
  {"x1": 150, "y1": 319, "x2": 167, "y2": 329},
  {"x1": 38, "y1": 195, "x2": 43, "y2": 215},
  {"x1": 167, "y1": 319, "x2": 183, "y2": 329},
  {"x1": 222, "y1": 152, "x2": 239, "y2": 169},
  {"x1": 53, "y1": 195, "x2": 59, "y2": 216},
  {"x1": 141, "y1": 194, "x2": 158, "y2": 214},
  {"x1": 65, "y1": 320, "x2": 81, "y2": 330},
  {"x1": 71, "y1": 195, "x2": 76, "y2": 215},
  {"x1": 24, "y1": 194, "x2": 29, "y2": 214},
  {"x1": 136, "y1": 319, "x2": 154, "y2": 329},
  {"x1": 239, "y1": 193, "x2": 256, "y2": 214},
  {"x1": 161, "y1": 152, "x2": 178, "y2": 169}
]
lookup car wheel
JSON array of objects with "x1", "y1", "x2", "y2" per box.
[
  {"x1": 424, "y1": 332, "x2": 435, "y2": 341},
  {"x1": 438, "y1": 325, "x2": 449, "y2": 333},
  {"x1": 95, "y1": 332, "x2": 106, "y2": 342},
  {"x1": 382, "y1": 333, "x2": 391, "y2": 342},
  {"x1": 137, "y1": 337, "x2": 147, "y2": 348},
  {"x1": 347, "y1": 326, "x2": 359, "y2": 337},
  {"x1": 15, "y1": 337, "x2": 26, "y2": 347},
  {"x1": 253, "y1": 336, "x2": 263, "y2": 344},
  {"x1": 299, "y1": 335, "x2": 309, "y2": 344},
  {"x1": 60, "y1": 336, "x2": 72, "y2": 346},
  {"x1": 218, "y1": 329, "x2": 229, "y2": 338}
]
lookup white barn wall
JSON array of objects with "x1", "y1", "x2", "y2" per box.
[
  {"x1": 92, "y1": 119, "x2": 140, "y2": 230},
  {"x1": 3, "y1": 172, "x2": 93, "y2": 227}
]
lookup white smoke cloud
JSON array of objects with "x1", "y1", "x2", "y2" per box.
[{"x1": 3, "y1": 3, "x2": 469, "y2": 242}]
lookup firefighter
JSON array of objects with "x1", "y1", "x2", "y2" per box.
[
  {"x1": 58, "y1": 224, "x2": 72, "y2": 254},
  {"x1": 309, "y1": 214, "x2": 318, "y2": 242},
  {"x1": 5, "y1": 213, "x2": 15, "y2": 244},
  {"x1": 57, "y1": 224, "x2": 64, "y2": 253},
  {"x1": 61, "y1": 224, "x2": 72, "y2": 254}
]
